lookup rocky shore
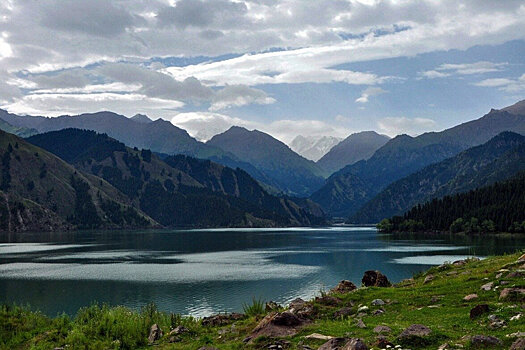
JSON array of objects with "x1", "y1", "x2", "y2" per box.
[{"x1": 2, "y1": 252, "x2": 525, "y2": 349}]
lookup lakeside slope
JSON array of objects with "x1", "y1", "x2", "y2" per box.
[{"x1": 2, "y1": 251, "x2": 524, "y2": 349}]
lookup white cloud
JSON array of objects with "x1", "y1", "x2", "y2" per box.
[
  {"x1": 419, "y1": 61, "x2": 507, "y2": 79},
  {"x1": 377, "y1": 116, "x2": 437, "y2": 136},
  {"x1": 474, "y1": 74, "x2": 525, "y2": 92},
  {"x1": 171, "y1": 112, "x2": 351, "y2": 143},
  {"x1": 355, "y1": 87, "x2": 387, "y2": 103},
  {"x1": 210, "y1": 85, "x2": 276, "y2": 111}
]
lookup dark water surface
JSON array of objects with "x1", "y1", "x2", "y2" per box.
[{"x1": 1, "y1": 227, "x2": 523, "y2": 317}]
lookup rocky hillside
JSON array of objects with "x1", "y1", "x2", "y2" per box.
[
  {"x1": 290, "y1": 135, "x2": 342, "y2": 162},
  {"x1": 351, "y1": 132, "x2": 525, "y2": 223},
  {"x1": 0, "y1": 130, "x2": 155, "y2": 232}
]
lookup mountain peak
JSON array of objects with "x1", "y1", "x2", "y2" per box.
[
  {"x1": 130, "y1": 114, "x2": 152, "y2": 123},
  {"x1": 502, "y1": 99, "x2": 525, "y2": 116}
]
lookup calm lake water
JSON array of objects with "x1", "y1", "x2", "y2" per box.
[{"x1": 1, "y1": 227, "x2": 524, "y2": 317}]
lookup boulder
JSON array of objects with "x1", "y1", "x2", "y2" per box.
[
  {"x1": 373, "y1": 325, "x2": 392, "y2": 334},
  {"x1": 148, "y1": 324, "x2": 163, "y2": 343},
  {"x1": 289, "y1": 299, "x2": 315, "y2": 318},
  {"x1": 331, "y1": 280, "x2": 357, "y2": 294},
  {"x1": 318, "y1": 337, "x2": 349, "y2": 350},
  {"x1": 510, "y1": 338, "x2": 525, "y2": 350},
  {"x1": 398, "y1": 324, "x2": 432, "y2": 345},
  {"x1": 343, "y1": 338, "x2": 368, "y2": 350},
  {"x1": 246, "y1": 311, "x2": 308, "y2": 342},
  {"x1": 470, "y1": 335, "x2": 502, "y2": 348},
  {"x1": 464, "y1": 294, "x2": 479, "y2": 301},
  {"x1": 371, "y1": 299, "x2": 385, "y2": 306},
  {"x1": 499, "y1": 287, "x2": 525, "y2": 301},
  {"x1": 202, "y1": 313, "x2": 245, "y2": 327},
  {"x1": 362, "y1": 270, "x2": 391, "y2": 287},
  {"x1": 169, "y1": 325, "x2": 189, "y2": 336},
  {"x1": 470, "y1": 304, "x2": 490, "y2": 319},
  {"x1": 305, "y1": 333, "x2": 333, "y2": 340}
]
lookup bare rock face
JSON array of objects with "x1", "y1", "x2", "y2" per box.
[
  {"x1": 148, "y1": 324, "x2": 163, "y2": 343},
  {"x1": 246, "y1": 311, "x2": 309, "y2": 342},
  {"x1": 362, "y1": 270, "x2": 391, "y2": 287},
  {"x1": 470, "y1": 335, "x2": 502, "y2": 348},
  {"x1": 330, "y1": 280, "x2": 357, "y2": 294}
]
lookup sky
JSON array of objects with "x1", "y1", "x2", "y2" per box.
[{"x1": 0, "y1": 0, "x2": 524, "y2": 144}]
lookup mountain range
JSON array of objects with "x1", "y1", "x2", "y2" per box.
[
  {"x1": 26, "y1": 128, "x2": 324, "y2": 229},
  {"x1": 350, "y1": 131, "x2": 525, "y2": 223},
  {"x1": 316, "y1": 131, "x2": 390, "y2": 175},
  {"x1": 289, "y1": 135, "x2": 342, "y2": 162},
  {"x1": 310, "y1": 101, "x2": 525, "y2": 218},
  {"x1": 208, "y1": 126, "x2": 327, "y2": 196}
]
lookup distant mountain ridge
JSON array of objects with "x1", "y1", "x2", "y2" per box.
[
  {"x1": 350, "y1": 131, "x2": 525, "y2": 223},
  {"x1": 311, "y1": 100, "x2": 525, "y2": 217},
  {"x1": 208, "y1": 126, "x2": 327, "y2": 196},
  {"x1": 0, "y1": 130, "x2": 155, "y2": 232},
  {"x1": 289, "y1": 135, "x2": 342, "y2": 161},
  {"x1": 316, "y1": 131, "x2": 390, "y2": 174},
  {"x1": 0, "y1": 109, "x2": 323, "y2": 196},
  {"x1": 28, "y1": 129, "x2": 325, "y2": 228}
]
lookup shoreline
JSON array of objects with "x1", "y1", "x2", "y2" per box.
[{"x1": 2, "y1": 251, "x2": 524, "y2": 349}]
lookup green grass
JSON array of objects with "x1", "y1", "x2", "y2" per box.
[{"x1": 1, "y1": 251, "x2": 524, "y2": 349}]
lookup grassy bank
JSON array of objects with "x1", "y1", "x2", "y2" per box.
[{"x1": 2, "y1": 252, "x2": 524, "y2": 350}]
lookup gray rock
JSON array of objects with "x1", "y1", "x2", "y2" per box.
[
  {"x1": 362, "y1": 270, "x2": 391, "y2": 287},
  {"x1": 510, "y1": 338, "x2": 525, "y2": 350},
  {"x1": 148, "y1": 324, "x2": 163, "y2": 343},
  {"x1": 331, "y1": 280, "x2": 357, "y2": 294},
  {"x1": 373, "y1": 325, "x2": 392, "y2": 334},
  {"x1": 356, "y1": 319, "x2": 366, "y2": 329},
  {"x1": 424, "y1": 275, "x2": 435, "y2": 284},
  {"x1": 398, "y1": 324, "x2": 432, "y2": 345},
  {"x1": 343, "y1": 338, "x2": 368, "y2": 350},
  {"x1": 470, "y1": 335, "x2": 502, "y2": 348},
  {"x1": 480, "y1": 282, "x2": 494, "y2": 291},
  {"x1": 371, "y1": 299, "x2": 385, "y2": 306}
]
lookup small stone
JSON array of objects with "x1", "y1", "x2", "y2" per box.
[
  {"x1": 357, "y1": 305, "x2": 369, "y2": 312},
  {"x1": 510, "y1": 313, "x2": 522, "y2": 321},
  {"x1": 464, "y1": 294, "x2": 478, "y2": 301},
  {"x1": 371, "y1": 299, "x2": 385, "y2": 306},
  {"x1": 373, "y1": 308, "x2": 385, "y2": 316},
  {"x1": 511, "y1": 338, "x2": 525, "y2": 350},
  {"x1": 438, "y1": 343, "x2": 450, "y2": 350},
  {"x1": 423, "y1": 275, "x2": 434, "y2": 284},
  {"x1": 374, "y1": 336, "x2": 393, "y2": 349},
  {"x1": 169, "y1": 336, "x2": 181, "y2": 343},
  {"x1": 507, "y1": 331, "x2": 525, "y2": 338},
  {"x1": 356, "y1": 312, "x2": 367, "y2": 318},
  {"x1": 517, "y1": 254, "x2": 525, "y2": 262},
  {"x1": 356, "y1": 319, "x2": 366, "y2": 328},
  {"x1": 489, "y1": 320, "x2": 506, "y2": 329},
  {"x1": 481, "y1": 282, "x2": 494, "y2": 291},
  {"x1": 169, "y1": 325, "x2": 188, "y2": 336},
  {"x1": 305, "y1": 333, "x2": 333, "y2": 340},
  {"x1": 500, "y1": 288, "x2": 525, "y2": 301},
  {"x1": 318, "y1": 338, "x2": 349, "y2": 350},
  {"x1": 500, "y1": 280, "x2": 510, "y2": 285},
  {"x1": 470, "y1": 335, "x2": 502, "y2": 348},
  {"x1": 373, "y1": 325, "x2": 392, "y2": 334},
  {"x1": 470, "y1": 304, "x2": 490, "y2": 319},
  {"x1": 334, "y1": 307, "x2": 353, "y2": 318}
]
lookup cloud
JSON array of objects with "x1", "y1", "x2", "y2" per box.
[
  {"x1": 355, "y1": 87, "x2": 387, "y2": 103},
  {"x1": 419, "y1": 61, "x2": 507, "y2": 79},
  {"x1": 210, "y1": 85, "x2": 275, "y2": 111},
  {"x1": 26, "y1": 70, "x2": 91, "y2": 89},
  {"x1": 3, "y1": 92, "x2": 184, "y2": 118},
  {"x1": 474, "y1": 74, "x2": 525, "y2": 92},
  {"x1": 377, "y1": 116, "x2": 437, "y2": 136},
  {"x1": 171, "y1": 112, "x2": 351, "y2": 143}
]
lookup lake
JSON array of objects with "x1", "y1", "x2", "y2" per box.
[{"x1": 1, "y1": 227, "x2": 524, "y2": 317}]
